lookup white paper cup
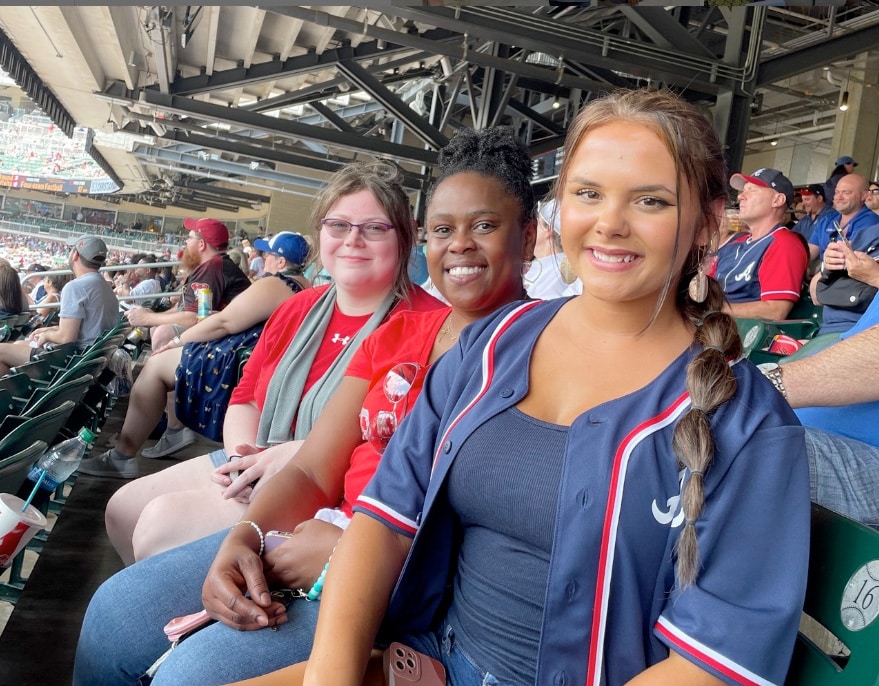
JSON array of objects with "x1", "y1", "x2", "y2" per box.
[{"x1": 0, "y1": 493, "x2": 48, "y2": 569}]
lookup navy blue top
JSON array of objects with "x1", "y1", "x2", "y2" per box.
[{"x1": 445, "y1": 406, "x2": 567, "y2": 682}]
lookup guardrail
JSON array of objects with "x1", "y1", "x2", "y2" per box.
[{"x1": 19, "y1": 261, "x2": 182, "y2": 311}]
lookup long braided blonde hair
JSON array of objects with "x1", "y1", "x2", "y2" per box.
[{"x1": 556, "y1": 89, "x2": 742, "y2": 587}]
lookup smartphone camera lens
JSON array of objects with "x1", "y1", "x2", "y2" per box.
[
  {"x1": 407, "y1": 657, "x2": 416, "y2": 668},
  {"x1": 394, "y1": 647, "x2": 405, "y2": 657},
  {"x1": 395, "y1": 660, "x2": 405, "y2": 669}
]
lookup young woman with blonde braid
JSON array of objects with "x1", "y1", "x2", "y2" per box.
[{"x1": 277, "y1": 89, "x2": 810, "y2": 686}]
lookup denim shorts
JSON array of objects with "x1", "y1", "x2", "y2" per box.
[{"x1": 399, "y1": 622, "x2": 519, "y2": 686}]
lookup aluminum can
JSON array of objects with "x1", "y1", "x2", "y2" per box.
[
  {"x1": 196, "y1": 287, "x2": 212, "y2": 320},
  {"x1": 768, "y1": 333, "x2": 803, "y2": 356}
]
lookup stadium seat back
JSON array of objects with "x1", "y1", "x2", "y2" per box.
[{"x1": 786, "y1": 505, "x2": 879, "y2": 685}]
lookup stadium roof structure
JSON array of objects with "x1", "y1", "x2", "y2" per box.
[{"x1": 0, "y1": 3, "x2": 877, "y2": 212}]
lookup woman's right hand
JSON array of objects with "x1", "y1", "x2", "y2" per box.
[{"x1": 201, "y1": 531, "x2": 288, "y2": 631}]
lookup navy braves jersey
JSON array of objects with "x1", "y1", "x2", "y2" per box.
[
  {"x1": 355, "y1": 297, "x2": 810, "y2": 686},
  {"x1": 713, "y1": 227, "x2": 805, "y2": 303}
]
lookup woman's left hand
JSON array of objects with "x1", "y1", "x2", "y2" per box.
[
  {"x1": 261, "y1": 519, "x2": 343, "y2": 591},
  {"x1": 211, "y1": 441, "x2": 303, "y2": 501}
]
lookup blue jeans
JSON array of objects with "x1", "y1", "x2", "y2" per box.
[
  {"x1": 401, "y1": 622, "x2": 519, "y2": 686},
  {"x1": 73, "y1": 530, "x2": 320, "y2": 685},
  {"x1": 805, "y1": 427, "x2": 879, "y2": 527}
]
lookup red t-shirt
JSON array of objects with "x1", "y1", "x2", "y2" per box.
[
  {"x1": 230, "y1": 285, "x2": 443, "y2": 420},
  {"x1": 339, "y1": 307, "x2": 451, "y2": 516}
]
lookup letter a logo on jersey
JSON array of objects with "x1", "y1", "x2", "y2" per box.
[
  {"x1": 734, "y1": 261, "x2": 755, "y2": 283},
  {"x1": 652, "y1": 468, "x2": 686, "y2": 528}
]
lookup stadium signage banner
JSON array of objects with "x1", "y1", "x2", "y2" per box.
[{"x1": 0, "y1": 174, "x2": 119, "y2": 194}]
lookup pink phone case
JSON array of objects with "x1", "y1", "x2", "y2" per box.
[
  {"x1": 163, "y1": 609, "x2": 212, "y2": 643},
  {"x1": 385, "y1": 642, "x2": 446, "y2": 685}
]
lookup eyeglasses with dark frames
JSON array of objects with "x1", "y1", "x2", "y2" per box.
[{"x1": 319, "y1": 218, "x2": 395, "y2": 240}]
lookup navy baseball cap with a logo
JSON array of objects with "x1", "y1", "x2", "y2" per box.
[{"x1": 730, "y1": 168, "x2": 795, "y2": 205}]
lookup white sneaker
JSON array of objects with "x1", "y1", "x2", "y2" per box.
[
  {"x1": 141, "y1": 427, "x2": 197, "y2": 458},
  {"x1": 78, "y1": 450, "x2": 139, "y2": 479}
]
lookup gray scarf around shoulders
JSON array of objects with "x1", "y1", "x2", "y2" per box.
[{"x1": 255, "y1": 285, "x2": 397, "y2": 446}]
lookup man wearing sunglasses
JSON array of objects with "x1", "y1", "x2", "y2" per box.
[
  {"x1": 867, "y1": 181, "x2": 879, "y2": 215},
  {"x1": 123, "y1": 218, "x2": 250, "y2": 351}
]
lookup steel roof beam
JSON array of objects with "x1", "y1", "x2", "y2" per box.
[
  {"x1": 337, "y1": 59, "x2": 448, "y2": 149},
  {"x1": 130, "y1": 89, "x2": 439, "y2": 166},
  {"x1": 381, "y1": 6, "x2": 729, "y2": 94},
  {"x1": 134, "y1": 147, "x2": 327, "y2": 190},
  {"x1": 619, "y1": 7, "x2": 716, "y2": 59},
  {"x1": 165, "y1": 34, "x2": 450, "y2": 96},
  {"x1": 758, "y1": 23, "x2": 879, "y2": 85},
  {"x1": 271, "y1": 6, "x2": 615, "y2": 95},
  {"x1": 155, "y1": 130, "x2": 345, "y2": 174},
  {"x1": 308, "y1": 101, "x2": 356, "y2": 133},
  {"x1": 181, "y1": 180, "x2": 270, "y2": 204}
]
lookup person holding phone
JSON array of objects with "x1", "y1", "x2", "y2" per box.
[
  {"x1": 283, "y1": 89, "x2": 810, "y2": 686},
  {"x1": 809, "y1": 174, "x2": 879, "y2": 334},
  {"x1": 74, "y1": 126, "x2": 537, "y2": 685}
]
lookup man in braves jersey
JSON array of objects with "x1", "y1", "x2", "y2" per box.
[
  {"x1": 123, "y1": 218, "x2": 249, "y2": 349},
  {"x1": 711, "y1": 168, "x2": 808, "y2": 320}
]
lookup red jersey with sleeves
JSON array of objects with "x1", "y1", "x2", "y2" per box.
[
  {"x1": 340, "y1": 307, "x2": 451, "y2": 517},
  {"x1": 181, "y1": 254, "x2": 250, "y2": 312},
  {"x1": 230, "y1": 285, "x2": 442, "y2": 415},
  {"x1": 756, "y1": 228, "x2": 808, "y2": 301},
  {"x1": 711, "y1": 227, "x2": 807, "y2": 303}
]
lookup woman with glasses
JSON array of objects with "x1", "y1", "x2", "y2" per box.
[
  {"x1": 75, "y1": 127, "x2": 536, "y2": 685},
  {"x1": 94, "y1": 161, "x2": 440, "y2": 567}
]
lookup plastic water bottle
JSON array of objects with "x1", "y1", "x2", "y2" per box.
[{"x1": 26, "y1": 428, "x2": 96, "y2": 491}]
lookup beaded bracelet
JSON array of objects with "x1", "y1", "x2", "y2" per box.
[
  {"x1": 233, "y1": 520, "x2": 265, "y2": 557},
  {"x1": 306, "y1": 541, "x2": 339, "y2": 601}
]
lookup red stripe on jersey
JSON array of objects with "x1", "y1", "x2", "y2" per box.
[
  {"x1": 431, "y1": 300, "x2": 542, "y2": 474},
  {"x1": 655, "y1": 620, "x2": 769, "y2": 686},
  {"x1": 585, "y1": 391, "x2": 691, "y2": 686},
  {"x1": 355, "y1": 499, "x2": 418, "y2": 536}
]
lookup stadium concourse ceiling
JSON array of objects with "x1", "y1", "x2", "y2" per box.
[{"x1": 1, "y1": 3, "x2": 879, "y2": 213}]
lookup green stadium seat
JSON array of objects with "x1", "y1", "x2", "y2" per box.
[{"x1": 785, "y1": 505, "x2": 879, "y2": 685}]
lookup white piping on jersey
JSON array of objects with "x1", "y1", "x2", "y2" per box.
[{"x1": 656, "y1": 616, "x2": 777, "y2": 686}]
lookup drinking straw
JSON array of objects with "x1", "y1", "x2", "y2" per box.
[{"x1": 20, "y1": 470, "x2": 46, "y2": 512}]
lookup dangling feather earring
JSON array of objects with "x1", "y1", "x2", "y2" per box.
[
  {"x1": 559, "y1": 256, "x2": 577, "y2": 285},
  {"x1": 688, "y1": 265, "x2": 708, "y2": 303}
]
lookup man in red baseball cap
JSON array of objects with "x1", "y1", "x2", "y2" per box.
[
  {"x1": 123, "y1": 217, "x2": 249, "y2": 351},
  {"x1": 795, "y1": 184, "x2": 833, "y2": 247},
  {"x1": 709, "y1": 168, "x2": 808, "y2": 320}
]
